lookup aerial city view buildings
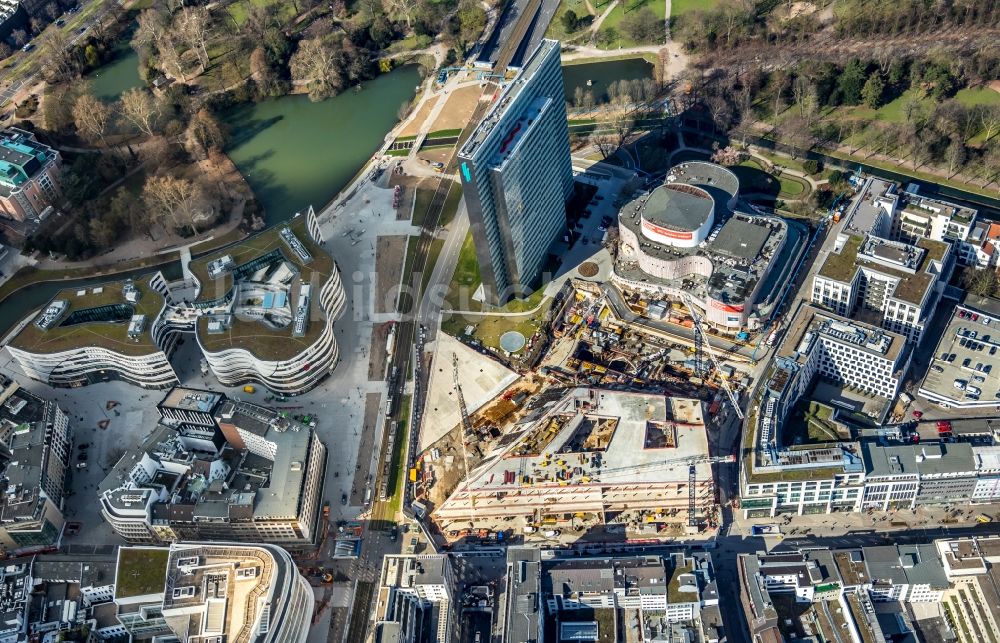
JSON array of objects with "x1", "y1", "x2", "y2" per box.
[{"x1": 0, "y1": 0, "x2": 998, "y2": 641}]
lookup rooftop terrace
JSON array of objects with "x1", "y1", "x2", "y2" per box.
[
  {"x1": 10, "y1": 277, "x2": 166, "y2": 356},
  {"x1": 189, "y1": 216, "x2": 336, "y2": 360}
]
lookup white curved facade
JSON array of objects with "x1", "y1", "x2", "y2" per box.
[
  {"x1": 194, "y1": 209, "x2": 347, "y2": 396},
  {"x1": 8, "y1": 344, "x2": 178, "y2": 389},
  {"x1": 161, "y1": 543, "x2": 313, "y2": 643},
  {"x1": 5, "y1": 272, "x2": 179, "y2": 389}
]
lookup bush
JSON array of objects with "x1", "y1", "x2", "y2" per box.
[
  {"x1": 826, "y1": 169, "x2": 846, "y2": 186},
  {"x1": 802, "y1": 159, "x2": 821, "y2": 175}
]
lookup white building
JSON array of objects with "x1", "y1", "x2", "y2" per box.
[
  {"x1": 811, "y1": 233, "x2": 951, "y2": 344},
  {"x1": 113, "y1": 543, "x2": 313, "y2": 643},
  {"x1": 7, "y1": 276, "x2": 179, "y2": 390},
  {"x1": 374, "y1": 556, "x2": 456, "y2": 643}
]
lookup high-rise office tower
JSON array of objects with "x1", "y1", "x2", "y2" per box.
[{"x1": 458, "y1": 39, "x2": 573, "y2": 305}]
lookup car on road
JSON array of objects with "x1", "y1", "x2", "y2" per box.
[
  {"x1": 341, "y1": 493, "x2": 348, "y2": 505},
  {"x1": 78, "y1": 443, "x2": 90, "y2": 449},
  {"x1": 389, "y1": 526, "x2": 398, "y2": 542},
  {"x1": 21, "y1": 44, "x2": 33, "y2": 52},
  {"x1": 912, "y1": 411, "x2": 922, "y2": 419},
  {"x1": 76, "y1": 462, "x2": 87, "y2": 469},
  {"x1": 55, "y1": 18, "x2": 65, "y2": 26}
]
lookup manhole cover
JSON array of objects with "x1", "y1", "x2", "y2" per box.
[
  {"x1": 499, "y1": 331, "x2": 527, "y2": 353},
  {"x1": 578, "y1": 262, "x2": 599, "y2": 277}
]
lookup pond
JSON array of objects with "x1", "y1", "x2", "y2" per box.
[
  {"x1": 85, "y1": 42, "x2": 144, "y2": 102},
  {"x1": 221, "y1": 64, "x2": 422, "y2": 226},
  {"x1": 562, "y1": 57, "x2": 655, "y2": 105}
]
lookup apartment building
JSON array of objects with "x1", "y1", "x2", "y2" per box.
[
  {"x1": 373, "y1": 555, "x2": 456, "y2": 643},
  {"x1": 812, "y1": 233, "x2": 950, "y2": 344},
  {"x1": 503, "y1": 548, "x2": 724, "y2": 643},
  {"x1": 459, "y1": 39, "x2": 573, "y2": 304},
  {"x1": 0, "y1": 128, "x2": 61, "y2": 221},
  {"x1": 0, "y1": 376, "x2": 71, "y2": 551},
  {"x1": 892, "y1": 185, "x2": 984, "y2": 264},
  {"x1": 99, "y1": 398, "x2": 326, "y2": 549}
]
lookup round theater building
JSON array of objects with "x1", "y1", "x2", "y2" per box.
[{"x1": 613, "y1": 161, "x2": 799, "y2": 332}]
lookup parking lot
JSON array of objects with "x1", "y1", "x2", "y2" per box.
[{"x1": 916, "y1": 299, "x2": 1000, "y2": 411}]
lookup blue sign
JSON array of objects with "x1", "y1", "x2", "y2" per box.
[{"x1": 461, "y1": 162, "x2": 471, "y2": 183}]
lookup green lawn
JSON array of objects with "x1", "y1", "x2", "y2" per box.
[
  {"x1": 597, "y1": 0, "x2": 666, "y2": 48},
  {"x1": 445, "y1": 231, "x2": 481, "y2": 309},
  {"x1": 956, "y1": 86, "x2": 1000, "y2": 107},
  {"x1": 440, "y1": 304, "x2": 549, "y2": 351},
  {"x1": 671, "y1": 0, "x2": 721, "y2": 16},
  {"x1": 386, "y1": 394, "x2": 411, "y2": 516},
  {"x1": 225, "y1": 0, "x2": 297, "y2": 26},
  {"x1": 115, "y1": 548, "x2": 169, "y2": 598},
  {"x1": 427, "y1": 128, "x2": 464, "y2": 138},
  {"x1": 438, "y1": 181, "x2": 463, "y2": 227},
  {"x1": 421, "y1": 238, "x2": 445, "y2": 294},
  {"x1": 545, "y1": 0, "x2": 596, "y2": 40}
]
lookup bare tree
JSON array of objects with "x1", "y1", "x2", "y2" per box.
[
  {"x1": 72, "y1": 93, "x2": 113, "y2": 147},
  {"x1": 184, "y1": 108, "x2": 226, "y2": 159},
  {"x1": 174, "y1": 7, "x2": 212, "y2": 71},
  {"x1": 290, "y1": 37, "x2": 342, "y2": 101},
  {"x1": 980, "y1": 106, "x2": 1000, "y2": 143},
  {"x1": 589, "y1": 130, "x2": 619, "y2": 160},
  {"x1": 383, "y1": 0, "x2": 417, "y2": 30},
  {"x1": 118, "y1": 88, "x2": 160, "y2": 137},
  {"x1": 11, "y1": 29, "x2": 28, "y2": 47},
  {"x1": 45, "y1": 2, "x2": 60, "y2": 21},
  {"x1": 157, "y1": 34, "x2": 188, "y2": 82},
  {"x1": 39, "y1": 29, "x2": 74, "y2": 81},
  {"x1": 133, "y1": 8, "x2": 170, "y2": 49},
  {"x1": 142, "y1": 175, "x2": 206, "y2": 236}
]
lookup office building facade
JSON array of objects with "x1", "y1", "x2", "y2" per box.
[
  {"x1": 458, "y1": 39, "x2": 573, "y2": 304},
  {"x1": 0, "y1": 128, "x2": 61, "y2": 221}
]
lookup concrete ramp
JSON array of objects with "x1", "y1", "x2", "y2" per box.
[{"x1": 418, "y1": 331, "x2": 519, "y2": 450}]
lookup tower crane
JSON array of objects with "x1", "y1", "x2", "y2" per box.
[
  {"x1": 452, "y1": 352, "x2": 477, "y2": 526},
  {"x1": 680, "y1": 294, "x2": 744, "y2": 421},
  {"x1": 596, "y1": 452, "x2": 736, "y2": 529}
]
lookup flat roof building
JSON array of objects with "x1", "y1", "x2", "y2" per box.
[
  {"x1": 918, "y1": 296, "x2": 1000, "y2": 409},
  {"x1": 99, "y1": 397, "x2": 326, "y2": 550},
  {"x1": 501, "y1": 549, "x2": 723, "y2": 642},
  {"x1": 113, "y1": 543, "x2": 313, "y2": 643},
  {"x1": 459, "y1": 39, "x2": 573, "y2": 304},
  {"x1": 0, "y1": 376, "x2": 71, "y2": 552},
  {"x1": 373, "y1": 555, "x2": 456, "y2": 643},
  {"x1": 7, "y1": 275, "x2": 180, "y2": 390},
  {"x1": 815, "y1": 177, "x2": 955, "y2": 344}
]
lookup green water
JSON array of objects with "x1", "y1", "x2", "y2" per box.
[
  {"x1": 562, "y1": 58, "x2": 655, "y2": 105},
  {"x1": 86, "y1": 46, "x2": 143, "y2": 101},
  {"x1": 222, "y1": 65, "x2": 422, "y2": 225}
]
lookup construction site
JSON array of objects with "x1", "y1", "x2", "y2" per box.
[{"x1": 415, "y1": 283, "x2": 746, "y2": 545}]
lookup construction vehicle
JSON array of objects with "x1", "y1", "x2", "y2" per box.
[{"x1": 243, "y1": 385, "x2": 256, "y2": 394}]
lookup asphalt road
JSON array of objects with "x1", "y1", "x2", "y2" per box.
[{"x1": 0, "y1": 0, "x2": 122, "y2": 107}]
